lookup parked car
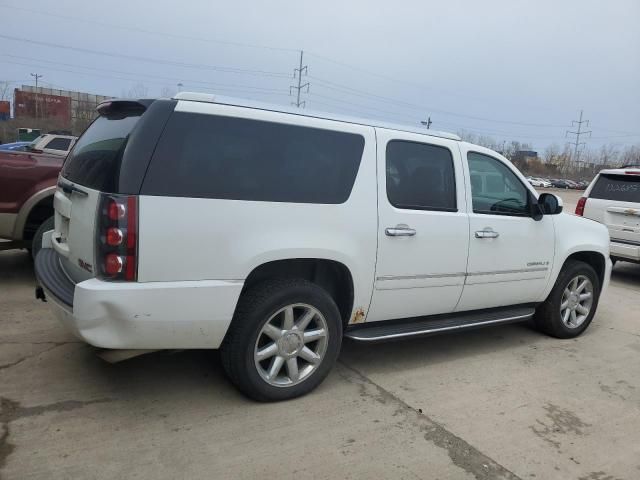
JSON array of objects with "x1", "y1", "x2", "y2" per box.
[
  {"x1": 27, "y1": 134, "x2": 77, "y2": 156},
  {"x1": 527, "y1": 177, "x2": 552, "y2": 188},
  {"x1": 34, "y1": 93, "x2": 612, "y2": 401},
  {"x1": 576, "y1": 167, "x2": 640, "y2": 265},
  {"x1": 0, "y1": 141, "x2": 32, "y2": 152},
  {"x1": 0, "y1": 148, "x2": 64, "y2": 255},
  {"x1": 551, "y1": 179, "x2": 571, "y2": 189}
]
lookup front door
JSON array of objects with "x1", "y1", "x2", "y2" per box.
[
  {"x1": 368, "y1": 131, "x2": 469, "y2": 322},
  {"x1": 456, "y1": 147, "x2": 555, "y2": 312}
]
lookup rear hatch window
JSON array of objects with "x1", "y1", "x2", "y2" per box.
[
  {"x1": 590, "y1": 174, "x2": 640, "y2": 203},
  {"x1": 61, "y1": 106, "x2": 144, "y2": 192}
]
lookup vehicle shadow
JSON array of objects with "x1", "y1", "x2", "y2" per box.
[
  {"x1": 0, "y1": 249, "x2": 34, "y2": 285},
  {"x1": 339, "y1": 321, "x2": 546, "y2": 375},
  {"x1": 611, "y1": 261, "x2": 640, "y2": 288}
]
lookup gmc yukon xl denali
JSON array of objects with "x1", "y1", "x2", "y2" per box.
[{"x1": 35, "y1": 93, "x2": 612, "y2": 401}]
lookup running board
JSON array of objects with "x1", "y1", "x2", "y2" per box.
[{"x1": 345, "y1": 306, "x2": 536, "y2": 342}]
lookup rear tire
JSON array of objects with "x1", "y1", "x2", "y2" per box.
[
  {"x1": 31, "y1": 216, "x2": 54, "y2": 260},
  {"x1": 220, "y1": 278, "x2": 342, "y2": 402},
  {"x1": 534, "y1": 260, "x2": 600, "y2": 338}
]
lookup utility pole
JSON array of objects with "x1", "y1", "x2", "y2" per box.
[
  {"x1": 565, "y1": 110, "x2": 591, "y2": 171},
  {"x1": 290, "y1": 50, "x2": 309, "y2": 108},
  {"x1": 420, "y1": 117, "x2": 432, "y2": 129},
  {"x1": 30, "y1": 73, "x2": 43, "y2": 118}
]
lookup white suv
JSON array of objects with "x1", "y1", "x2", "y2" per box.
[
  {"x1": 577, "y1": 167, "x2": 640, "y2": 264},
  {"x1": 35, "y1": 93, "x2": 612, "y2": 401}
]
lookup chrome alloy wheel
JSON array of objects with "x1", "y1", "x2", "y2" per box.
[
  {"x1": 560, "y1": 275, "x2": 594, "y2": 328},
  {"x1": 254, "y1": 304, "x2": 329, "y2": 387}
]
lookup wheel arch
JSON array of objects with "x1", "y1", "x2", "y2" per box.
[
  {"x1": 14, "y1": 186, "x2": 56, "y2": 241},
  {"x1": 563, "y1": 251, "x2": 606, "y2": 288},
  {"x1": 240, "y1": 258, "x2": 355, "y2": 327}
]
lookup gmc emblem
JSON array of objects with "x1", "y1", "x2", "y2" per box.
[{"x1": 78, "y1": 258, "x2": 93, "y2": 273}]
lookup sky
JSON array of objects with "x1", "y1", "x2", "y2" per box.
[{"x1": 1, "y1": 0, "x2": 639, "y2": 152}]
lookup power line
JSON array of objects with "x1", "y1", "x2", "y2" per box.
[
  {"x1": 290, "y1": 50, "x2": 309, "y2": 108},
  {"x1": 0, "y1": 34, "x2": 291, "y2": 78},
  {"x1": 1, "y1": 54, "x2": 286, "y2": 94},
  {"x1": 566, "y1": 110, "x2": 592, "y2": 161},
  {"x1": 0, "y1": 3, "x2": 297, "y2": 54},
  {"x1": 1, "y1": 59, "x2": 290, "y2": 101},
  {"x1": 309, "y1": 75, "x2": 573, "y2": 128}
]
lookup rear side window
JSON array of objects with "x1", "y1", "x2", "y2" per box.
[
  {"x1": 44, "y1": 137, "x2": 72, "y2": 151},
  {"x1": 142, "y1": 112, "x2": 365, "y2": 203},
  {"x1": 590, "y1": 174, "x2": 640, "y2": 203},
  {"x1": 62, "y1": 114, "x2": 142, "y2": 192},
  {"x1": 386, "y1": 140, "x2": 456, "y2": 211}
]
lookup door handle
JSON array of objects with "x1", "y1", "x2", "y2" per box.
[
  {"x1": 385, "y1": 225, "x2": 416, "y2": 237},
  {"x1": 475, "y1": 228, "x2": 499, "y2": 239}
]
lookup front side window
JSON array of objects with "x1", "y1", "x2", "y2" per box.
[
  {"x1": 386, "y1": 140, "x2": 456, "y2": 211},
  {"x1": 468, "y1": 152, "x2": 529, "y2": 216}
]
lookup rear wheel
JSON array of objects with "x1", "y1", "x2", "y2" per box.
[
  {"x1": 31, "y1": 216, "x2": 54, "y2": 260},
  {"x1": 534, "y1": 260, "x2": 600, "y2": 338},
  {"x1": 220, "y1": 278, "x2": 342, "y2": 401}
]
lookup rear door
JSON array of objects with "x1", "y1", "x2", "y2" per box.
[
  {"x1": 53, "y1": 109, "x2": 145, "y2": 283},
  {"x1": 367, "y1": 130, "x2": 469, "y2": 322},
  {"x1": 585, "y1": 173, "x2": 640, "y2": 245}
]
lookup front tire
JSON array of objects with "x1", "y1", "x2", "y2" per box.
[
  {"x1": 220, "y1": 278, "x2": 342, "y2": 401},
  {"x1": 534, "y1": 260, "x2": 600, "y2": 338}
]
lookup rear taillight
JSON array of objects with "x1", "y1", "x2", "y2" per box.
[
  {"x1": 575, "y1": 197, "x2": 587, "y2": 216},
  {"x1": 97, "y1": 194, "x2": 138, "y2": 281}
]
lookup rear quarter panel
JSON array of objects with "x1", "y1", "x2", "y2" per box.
[{"x1": 137, "y1": 104, "x2": 378, "y2": 321}]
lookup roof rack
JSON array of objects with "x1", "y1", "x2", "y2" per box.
[{"x1": 173, "y1": 91, "x2": 461, "y2": 141}]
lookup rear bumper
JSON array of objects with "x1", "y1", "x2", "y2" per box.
[
  {"x1": 610, "y1": 239, "x2": 640, "y2": 262},
  {"x1": 34, "y1": 248, "x2": 244, "y2": 349}
]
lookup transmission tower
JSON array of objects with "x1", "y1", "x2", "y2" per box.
[
  {"x1": 565, "y1": 110, "x2": 592, "y2": 167},
  {"x1": 290, "y1": 50, "x2": 309, "y2": 108}
]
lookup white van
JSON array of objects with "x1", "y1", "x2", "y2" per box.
[
  {"x1": 577, "y1": 167, "x2": 640, "y2": 264},
  {"x1": 35, "y1": 93, "x2": 611, "y2": 401}
]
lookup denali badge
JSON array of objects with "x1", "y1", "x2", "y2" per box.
[
  {"x1": 527, "y1": 261, "x2": 549, "y2": 267},
  {"x1": 78, "y1": 258, "x2": 93, "y2": 273}
]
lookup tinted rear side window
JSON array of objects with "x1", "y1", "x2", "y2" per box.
[
  {"x1": 141, "y1": 112, "x2": 365, "y2": 204},
  {"x1": 386, "y1": 140, "x2": 456, "y2": 211},
  {"x1": 44, "y1": 137, "x2": 72, "y2": 151},
  {"x1": 62, "y1": 114, "x2": 142, "y2": 191},
  {"x1": 590, "y1": 174, "x2": 640, "y2": 203}
]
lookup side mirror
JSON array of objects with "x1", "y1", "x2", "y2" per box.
[{"x1": 535, "y1": 193, "x2": 563, "y2": 219}]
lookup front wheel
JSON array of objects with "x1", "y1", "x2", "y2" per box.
[
  {"x1": 534, "y1": 260, "x2": 600, "y2": 338},
  {"x1": 220, "y1": 278, "x2": 342, "y2": 401}
]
